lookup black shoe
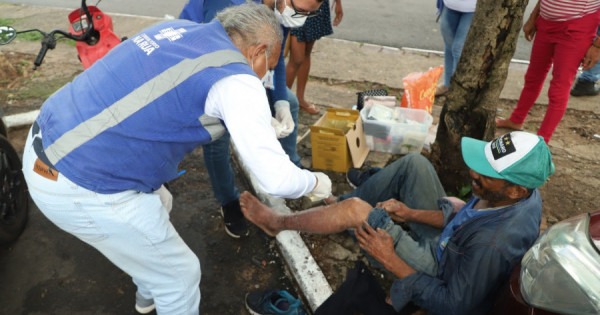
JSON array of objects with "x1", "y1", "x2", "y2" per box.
[
  {"x1": 570, "y1": 80, "x2": 600, "y2": 96},
  {"x1": 346, "y1": 166, "x2": 382, "y2": 189},
  {"x1": 220, "y1": 199, "x2": 248, "y2": 238}
]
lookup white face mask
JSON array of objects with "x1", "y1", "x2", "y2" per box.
[
  {"x1": 274, "y1": 0, "x2": 308, "y2": 28},
  {"x1": 260, "y1": 53, "x2": 275, "y2": 90}
]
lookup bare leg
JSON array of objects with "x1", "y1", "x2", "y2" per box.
[
  {"x1": 295, "y1": 41, "x2": 319, "y2": 114},
  {"x1": 239, "y1": 191, "x2": 371, "y2": 236},
  {"x1": 286, "y1": 35, "x2": 306, "y2": 88}
]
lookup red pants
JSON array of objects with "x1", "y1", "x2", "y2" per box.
[{"x1": 509, "y1": 12, "x2": 600, "y2": 143}]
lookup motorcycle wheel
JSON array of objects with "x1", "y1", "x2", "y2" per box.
[{"x1": 0, "y1": 135, "x2": 28, "y2": 244}]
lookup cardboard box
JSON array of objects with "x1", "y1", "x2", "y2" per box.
[
  {"x1": 310, "y1": 108, "x2": 369, "y2": 172},
  {"x1": 360, "y1": 106, "x2": 433, "y2": 155}
]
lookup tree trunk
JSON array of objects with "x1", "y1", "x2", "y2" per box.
[{"x1": 429, "y1": 0, "x2": 528, "y2": 193}]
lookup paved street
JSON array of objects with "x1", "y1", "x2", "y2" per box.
[{"x1": 1, "y1": 0, "x2": 536, "y2": 60}]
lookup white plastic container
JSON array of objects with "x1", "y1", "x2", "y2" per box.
[{"x1": 360, "y1": 106, "x2": 433, "y2": 155}]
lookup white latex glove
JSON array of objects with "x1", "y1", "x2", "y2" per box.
[
  {"x1": 274, "y1": 100, "x2": 294, "y2": 138},
  {"x1": 270, "y1": 117, "x2": 287, "y2": 139},
  {"x1": 309, "y1": 172, "x2": 332, "y2": 200}
]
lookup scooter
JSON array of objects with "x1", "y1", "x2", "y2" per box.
[
  {"x1": 0, "y1": 0, "x2": 123, "y2": 243},
  {"x1": 0, "y1": 0, "x2": 122, "y2": 70},
  {"x1": 491, "y1": 210, "x2": 600, "y2": 314},
  {"x1": 0, "y1": 105, "x2": 28, "y2": 244}
]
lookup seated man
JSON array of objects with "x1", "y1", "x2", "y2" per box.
[{"x1": 240, "y1": 131, "x2": 554, "y2": 314}]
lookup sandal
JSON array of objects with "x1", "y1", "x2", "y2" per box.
[{"x1": 300, "y1": 102, "x2": 320, "y2": 115}]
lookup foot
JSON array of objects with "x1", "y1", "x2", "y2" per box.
[
  {"x1": 435, "y1": 84, "x2": 449, "y2": 96},
  {"x1": 135, "y1": 292, "x2": 156, "y2": 314},
  {"x1": 299, "y1": 99, "x2": 320, "y2": 114},
  {"x1": 239, "y1": 191, "x2": 281, "y2": 237},
  {"x1": 495, "y1": 117, "x2": 523, "y2": 131},
  {"x1": 570, "y1": 80, "x2": 600, "y2": 97}
]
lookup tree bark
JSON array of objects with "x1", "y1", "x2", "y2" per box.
[{"x1": 429, "y1": 0, "x2": 528, "y2": 193}]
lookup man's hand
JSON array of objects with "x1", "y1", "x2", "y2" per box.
[
  {"x1": 582, "y1": 45, "x2": 600, "y2": 70},
  {"x1": 274, "y1": 100, "x2": 294, "y2": 138},
  {"x1": 310, "y1": 172, "x2": 332, "y2": 199},
  {"x1": 270, "y1": 117, "x2": 287, "y2": 139},
  {"x1": 356, "y1": 222, "x2": 396, "y2": 266},
  {"x1": 357, "y1": 222, "x2": 417, "y2": 279},
  {"x1": 376, "y1": 199, "x2": 411, "y2": 223}
]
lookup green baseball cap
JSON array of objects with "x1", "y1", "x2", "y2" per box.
[{"x1": 461, "y1": 131, "x2": 555, "y2": 188}]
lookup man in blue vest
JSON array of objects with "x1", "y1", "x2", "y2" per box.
[
  {"x1": 21, "y1": 3, "x2": 331, "y2": 314},
  {"x1": 179, "y1": 0, "x2": 324, "y2": 238}
]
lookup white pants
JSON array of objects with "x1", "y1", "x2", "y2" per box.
[{"x1": 22, "y1": 126, "x2": 201, "y2": 314}]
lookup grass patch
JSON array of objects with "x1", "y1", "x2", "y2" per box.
[
  {"x1": 16, "y1": 31, "x2": 44, "y2": 42},
  {"x1": 7, "y1": 75, "x2": 74, "y2": 101},
  {"x1": 0, "y1": 18, "x2": 17, "y2": 26}
]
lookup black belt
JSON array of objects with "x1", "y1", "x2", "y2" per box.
[{"x1": 32, "y1": 121, "x2": 58, "y2": 172}]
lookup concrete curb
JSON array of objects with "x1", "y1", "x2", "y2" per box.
[{"x1": 230, "y1": 145, "x2": 333, "y2": 311}]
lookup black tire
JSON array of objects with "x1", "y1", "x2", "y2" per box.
[{"x1": 0, "y1": 135, "x2": 28, "y2": 244}]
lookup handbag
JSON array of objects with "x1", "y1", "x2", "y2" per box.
[{"x1": 356, "y1": 89, "x2": 388, "y2": 111}]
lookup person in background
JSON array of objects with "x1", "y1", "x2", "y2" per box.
[
  {"x1": 241, "y1": 131, "x2": 554, "y2": 315},
  {"x1": 434, "y1": 0, "x2": 476, "y2": 96},
  {"x1": 571, "y1": 25, "x2": 600, "y2": 96},
  {"x1": 496, "y1": 0, "x2": 600, "y2": 143},
  {"x1": 179, "y1": 0, "x2": 324, "y2": 238},
  {"x1": 285, "y1": 0, "x2": 343, "y2": 115},
  {"x1": 22, "y1": 4, "x2": 331, "y2": 314}
]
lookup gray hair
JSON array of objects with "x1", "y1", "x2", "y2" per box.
[{"x1": 216, "y1": 2, "x2": 283, "y2": 56}]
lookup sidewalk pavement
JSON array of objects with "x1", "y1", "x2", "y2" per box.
[{"x1": 2, "y1": 3, "x2": 599, "y2": 314}]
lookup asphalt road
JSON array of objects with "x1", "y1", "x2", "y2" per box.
[{"x1": 1, "y1": 0, "x2": 536, "y2": 60}]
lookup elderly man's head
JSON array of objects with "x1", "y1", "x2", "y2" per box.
[
  {"x1": 216, "y1": 3, "x2": 283, "y2": 79},
  {"x1": 461, "y1": 131, "x2": 554, "y2": 205}
]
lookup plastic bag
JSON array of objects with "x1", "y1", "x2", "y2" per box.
[{"x1": 400, "y1": 66, "x2": 443, "y2": 114}]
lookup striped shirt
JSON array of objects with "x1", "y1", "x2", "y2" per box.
[{"x1": 540, "y1": 0, "x2": 600, "y2": 21}]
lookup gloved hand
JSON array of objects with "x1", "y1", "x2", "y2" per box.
[
  {"x1": 274, "y1": 100, "x2": 294, "y2": 138},
  {"x1": 270, "y1": 117, "x2": 287, "y2": 139},
  {"x1": 310, "y1": 172, "x2": 332, "y2": 200}
]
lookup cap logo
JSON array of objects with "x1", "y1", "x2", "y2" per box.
[{"x1": 490, "y1": 134, "x2": 516, "y2": 160}]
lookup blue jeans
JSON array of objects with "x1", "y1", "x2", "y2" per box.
[
  {"x1": 202, "y1": 87, "x2": 301, "y2": 205},
  {"x1": 579, "y1": 25, "x2": 600, "y2": 83},
  {"x1": 439, "y1": 6, "x2": 474, "y2": 87},
  {"x1": 339, "y1": 154, "x2": 447, "y2": 276}
]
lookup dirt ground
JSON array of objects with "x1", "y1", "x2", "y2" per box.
[{"x1": 2, "y1": 39, "x2": 600, "y2": 313}]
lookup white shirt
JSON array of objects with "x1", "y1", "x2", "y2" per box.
[
  {"x1": 443, "y1": 0, "x2": 477, "y2": 13},
  {"x1": 205, "y1": 74, "x2": 316, "y2": 198}
]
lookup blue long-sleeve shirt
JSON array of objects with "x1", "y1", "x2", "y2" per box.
[{"x1": 390, "y1": 190, "x2": 542, "y2": 315}]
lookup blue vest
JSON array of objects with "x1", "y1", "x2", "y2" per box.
[{"x1": 36, "y1": 20, "x2": 255, "y2": 193}]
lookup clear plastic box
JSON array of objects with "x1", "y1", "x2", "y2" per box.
[{"x1": 360, "y1": 106, "x2": 433, "y2": 155}]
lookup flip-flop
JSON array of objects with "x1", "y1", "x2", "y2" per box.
[{"x1": 300, "y1": 103, "x2": 320, "y2": 115}]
